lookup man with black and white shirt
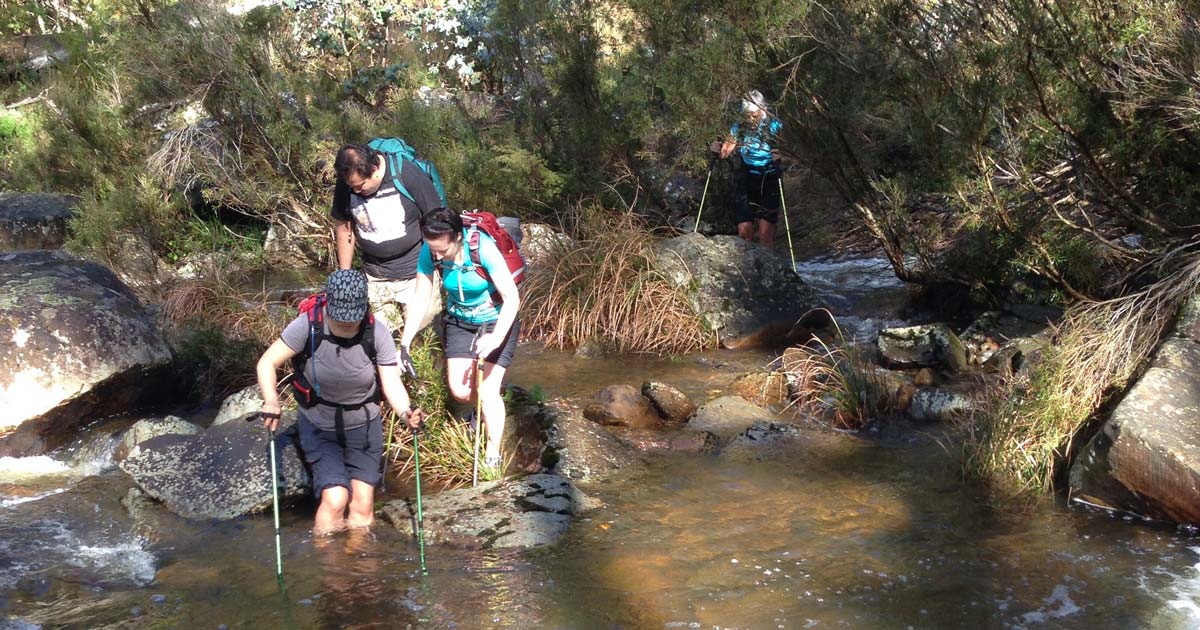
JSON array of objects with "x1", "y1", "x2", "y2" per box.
[{"x1": 332, "y1": 143, "x2": 443, "y2": 332}]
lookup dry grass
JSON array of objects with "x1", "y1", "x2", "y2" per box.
[
  {"x1": 522, "y1": 206, "x2": 716, "y2": 354},
  {"x1": 783, "y1": 312, "x2": 895, "y2": 429},
  {"x1": 962, "y1": 245, "x2": 1200, "y2": 497}
]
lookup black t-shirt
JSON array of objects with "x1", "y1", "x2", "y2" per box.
[{"x1": 331, "y1": 157, "x2": 443, "y2": 280}]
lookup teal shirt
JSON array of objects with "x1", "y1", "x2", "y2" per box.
[{"x1": 416, "y1": 232, "x2": 507, "y2": 324}]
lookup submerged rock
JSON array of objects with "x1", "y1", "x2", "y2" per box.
[
  {"x1": 654, "y1": 233, "x2": 823, "y2": 349},
  {"x1": 688, "y1": 396, "x2": 777, "y2": 443},
  {"x1": 119, "y1": 417, "x2": 309, "y2": 519},
  {"x1": 1070, "y1": 331, "x2": 1200, "y2": 524},
  {"x1": 0, "y1": 251, "x2": 173, "y2": 456},
  {"x1": 0, "y1": 192, "x2": 77, "y2": 250},
  {"x1": 641, "y1": 381, "x2": 696, "y2": 422},
  {"x1": 583, "y1": 385, "x2": 661, "y2": 429},
  {"x1": 732, "y1": 371, "x2": 790, "y2": 409},
  {"x1": 381, "y1": 473, "x2": 598, "y2": 549},
  {"x1": 876, "y1": 323, "x2": 968, "y2": 372},
  {"x1": 541, "y1": 404, "x2": 644, "y2": 484}
]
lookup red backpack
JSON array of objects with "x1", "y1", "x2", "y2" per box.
[{"x1": 461, "y1": 211, "x2": 526, "y2": 287}]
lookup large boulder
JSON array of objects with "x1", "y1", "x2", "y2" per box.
[
  {"x1": 0, "y1": 193, "x2": 77, "y2": 250},
  {"x1": 876, "y1": 323, "x2": 968, "y2": 372},
  {"x1": 380, "y1": 473, "x2": 597, "y2": 549},
  {"x1": 119, "y1": 417, "x2": 310, "y2": 519},
  {"x1": 687, "y1": 395, "x2": 777, "y2": 443},
  {"x1": 0, "y1": 251, "x2": 173, "y2": 456},
  {"x1": 1069, "y1": 331, "x2": 1200, "y2": 524},
  {"x1": 583, "y1": 385, "x2": 661, "y2": 429},
  {"x1": 654, "y1": 233, "x2": 823, "y2": 349}
]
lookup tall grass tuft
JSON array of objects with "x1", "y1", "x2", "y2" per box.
[
  {"x1": 961, "y1": 248, "x2": 1200, "y2": 498},
  {"x1": 161, "y1": 272, "x2": 291, "y2": 399},
  {"x1": 783, "y1": 313, "x2": 894, "y2": 429},
  {"x1": 522, "y1": 206, "x2": 716, "y2": 354},
  {"x1": 381, "y1": 328, "x2": 511, "y2": 486}
]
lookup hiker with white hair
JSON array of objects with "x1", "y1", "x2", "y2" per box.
[{"x1": 719, "y1": 90, "x2": 785, "y2": 247}]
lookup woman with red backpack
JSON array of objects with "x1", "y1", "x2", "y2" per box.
[{"x1": 400, "y1": 207, "x2": 522, "y2": 476}]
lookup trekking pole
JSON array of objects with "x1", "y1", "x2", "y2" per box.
[
  {"x1": 693, "y1": 157, "x2": 716, "y2": 234},
  {"x1": 778, "y1": 178, "x2": 797, "y2": 274},
  {"x1": 261, "y1": 415, "x2": 284, "y2": 585},
  {"x1": 472, "y1": 356, "x2": 483, "y2": 487},
  {"x1": 412, "y1": 422, "x2": 428, "y2": 575}
]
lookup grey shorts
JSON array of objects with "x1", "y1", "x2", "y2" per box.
[
  {"x1": 443, "y1": 316, "x2": 520, "y2": 368},
  {"x1": 296, "y1": 412, "x2": 383, "y2": 496}
]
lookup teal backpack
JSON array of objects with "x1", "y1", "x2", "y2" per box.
[{"x1": 366, "y1": 137, "x2": 449, "y2": 206}]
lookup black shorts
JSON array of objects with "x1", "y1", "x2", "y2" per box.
[
  {"x1": 733, "y1": 163, "x2": 782, "y2": 224},
  {"x1": 296, "y1": 412, "x2": 383, "y2": 496},
  {"x1": 442, "y1": 316, "x2": 520, "y2": 368}
]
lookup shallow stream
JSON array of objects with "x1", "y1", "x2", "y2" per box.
[{"x1": 2, "y1": 256, "x2": 1198, "y2": 629}]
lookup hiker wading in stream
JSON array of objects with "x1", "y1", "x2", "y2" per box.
[
  {"x1": 257, "y1": 269, "x2": 423, "y2": 535},
  {"x1": 719, "y1": 90, "x2": 785, "y2": 247},
  {"x1": 400, "y1": 208, "x2": 522, "y2": 476}
]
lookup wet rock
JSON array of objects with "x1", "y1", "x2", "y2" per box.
[
  {"x1": 0, "y1": 192, "x2": 77, "y2": 250},
  {"x1": 641, "y1": 381, "x2": 696, "y2": 422},
  {"x1": 908, "y1": 388, "x2": 973, "y2": 421},
  {"x1": 613, "y1": 428, "x2": 718, "y2": 454},
  {"x1": 982, "y1": 336, "x2": 1048, "y2": 377},
  {"x1": 211, "y1": 386, "x2": 264, "y2": 426},
  {"x1": 1070, "y1": 332, "x2": 1200, "y2": 524},
  {"x1": 573, "y1": 337, "x2": 614, "y2": 359},
  {"x1": 877, "y1": 323, "x2": 968, "y2": 372},
  {"x1": 0, "y1": 251, "x2": 173, "y2": 456},
  {"x1": 583, "y1": 385, "x2": 661, "y2": 429},
  {"x1": 688, "y1": 396, "x2": 776, "y2": 442},
  {"x1": 895, "y1": 383, "x2": 918, "y2": 412},
  {"x1": 732, "y1": 371, "x2": 790, "y2": 409},
  {"x1": 654, "y1": 233, "x2": 823, "y2": 349},
  {"x1": 381, "y1": 473, "x2": 597, "y2": 549},
  {"x1": 960, "y1": 307, "x2": 1056, "y2": 366},
  {"x1": 541, "y1": 404, "x2": 644, "y2": 484},
  {"x1": 119, "y1": 416, "x2": 309, "y2": 519},
  {"x1": 520, "y1": 223, "x2": 575, "y2": 266},
  {"x1": 914, "y1": 368, "x2": 936, "y2": 387},
  {"x1": 116, "y1": 416, "x2": 202, "y2": 461},
  {"x1": 668, "y1": 430, "x2": 719, "y2": 453}
]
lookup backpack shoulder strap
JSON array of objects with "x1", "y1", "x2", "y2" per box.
[
  {"x1": 383, "y1": 152, "x2": 417, "y2": 204},
  {"x1": 359, "y1": 314, "x2": 378, "y2": 365}
]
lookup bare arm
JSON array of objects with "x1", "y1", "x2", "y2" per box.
[
  {"x1": 257, "y1": 338, "x2": 299, "y2": 431},
  {"x1": 335, "y1": 220, "x2": 356, "y2": 270}
]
